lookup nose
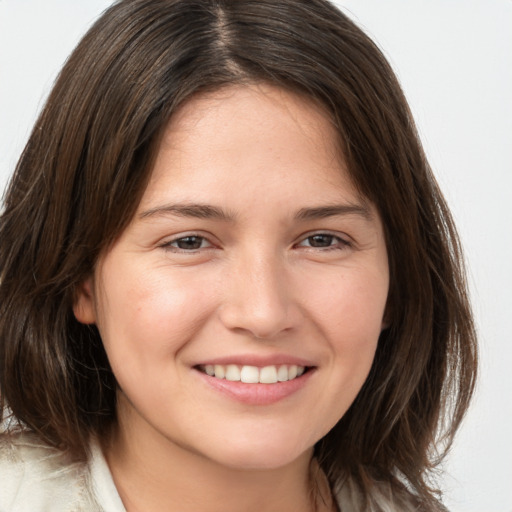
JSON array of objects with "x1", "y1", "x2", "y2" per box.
[{"x1": 218, "y1": 250, "x2": 301, "y2": 340}]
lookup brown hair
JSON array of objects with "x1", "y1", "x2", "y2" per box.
[{"x1": 0, "y1": 0, "x2": 477, "y2": 509}]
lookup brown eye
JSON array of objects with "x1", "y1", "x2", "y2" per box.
[
  {"x1": 296, "y1": 233, "x2": 350, "y2": 251},
  {"x1": 165, "y1": 236, "x2": 210, "y2": 251},
  {"x1": 307, "y1": 234, "x2": 336, "y2": 248}
]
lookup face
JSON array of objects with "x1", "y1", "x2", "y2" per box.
[{"x1": 75, "y1": 84, "x2": 389, "y2": 471}]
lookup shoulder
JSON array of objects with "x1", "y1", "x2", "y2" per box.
[
  {"x1": 0, "y1": 431, "x2": 100, "y2": 511},
  {"x1": 336, "y1": 476, "x2": 425, "y2": 512}
]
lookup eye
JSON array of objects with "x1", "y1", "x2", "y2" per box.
[
  {"x1": 296, "y1": 233, "x2": 350, "y2": 250},
  {"x1": 162, "y1": 235, "x2": 212, "y2": 251}
]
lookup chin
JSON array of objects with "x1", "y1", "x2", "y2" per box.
[{"x1": 200, "y1": 434, "x2": 314, "y2": 471}]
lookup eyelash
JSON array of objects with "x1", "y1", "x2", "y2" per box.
[
  {"x1": 159, "y1": 232, "x2": 351, "y2": 253},
  {"x1": 160, "y1": 234, "x2": 213, "y2": 252},
  {"x1": 295, "y1": 233, "x2": 351, "y2": 251}
]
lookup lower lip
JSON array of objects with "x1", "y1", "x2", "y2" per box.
[{"x1": 195, "y1": 368, "x2": 315, "y2": 406}]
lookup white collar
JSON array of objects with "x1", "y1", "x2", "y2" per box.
[{"x1": 88, "y1": 438, "x2": 126, "y2": 512}]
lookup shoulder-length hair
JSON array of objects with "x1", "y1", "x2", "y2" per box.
[{"x1": 0, "y1": 0, "x2": 477, "y2": 509}]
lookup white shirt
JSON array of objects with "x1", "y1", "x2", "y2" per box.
[
  {"x1": 0, "y1": 431, "x2": 419, "y2": 511},
  {"x1": 0, "y1": 432, "x2": 125, "y2": 512}
]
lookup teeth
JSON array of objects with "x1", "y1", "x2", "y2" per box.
[
  {"x1": 277, "y1": 365, "x2": 288, "y2": 382},
  {"x1": 240, "y1": 365, "x2": 259, "y2": 383},
  {"x1": 200, "y1": 364, "x2": 307, "y2": 384},
  {"x1": 260, "y1": 366, "x2": 278, "y2": 384},
  {"x1": 214, "y1": 365, "x2": 225, "y2": 379},
  {"x1": 225, "y1": 364, "x2": 241, "y2": 381}
]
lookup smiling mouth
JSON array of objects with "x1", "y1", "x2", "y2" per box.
[{"x1": 197, "y1": 364, "x2": 309, "y2": 384}]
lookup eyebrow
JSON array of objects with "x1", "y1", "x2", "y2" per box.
[
  {"x1": 139, "y1": 201, "x2": 373, "y2": 222},
  {"x1": 139, "y1": 203, "x2": 235, "y2": 221},
  {"x1": 294, "y1": 203, "x2": 373, "y2": 221}
]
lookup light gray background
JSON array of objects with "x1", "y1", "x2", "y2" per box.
[{"x1": 0, "y1": 2, "x2": 511, "y2": 511}]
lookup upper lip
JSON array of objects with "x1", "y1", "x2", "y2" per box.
[{"x1": 194, "y1": 354, "x2": 316, "y2": 368}]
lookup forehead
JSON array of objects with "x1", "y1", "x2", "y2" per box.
[{"x1": 139, "y1": 83, "x2": 364, "y2": 214}]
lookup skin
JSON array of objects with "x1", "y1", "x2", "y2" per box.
[{"x1": 74, "y1": 84, "x2": 389, "y2": 512}]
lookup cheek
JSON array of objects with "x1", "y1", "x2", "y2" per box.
[
  {"x1": 303, "y1": 267, "x2": 388, "y2": 340},
  {"x1": 94, "y1": 264, "x2": 217, "y2": 369},
  {"x1": 303, "y1": 265, "x2": 387, "y2": 399}
]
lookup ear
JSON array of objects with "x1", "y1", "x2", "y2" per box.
[{"x1": 73, "y1": 278, "x2": 97, "y2": 324}]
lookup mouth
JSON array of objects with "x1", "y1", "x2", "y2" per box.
[{"x1": 196, "y1": 364, "x2": 310, "y2": 384}]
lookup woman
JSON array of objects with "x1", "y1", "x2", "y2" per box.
[{"x1": 0, "y1": 0, "x2": 477, "y2": 510}]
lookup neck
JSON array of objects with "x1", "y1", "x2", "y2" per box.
[{"x1": 103, "y1": 404, "x2": 328, "y2": 512}]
